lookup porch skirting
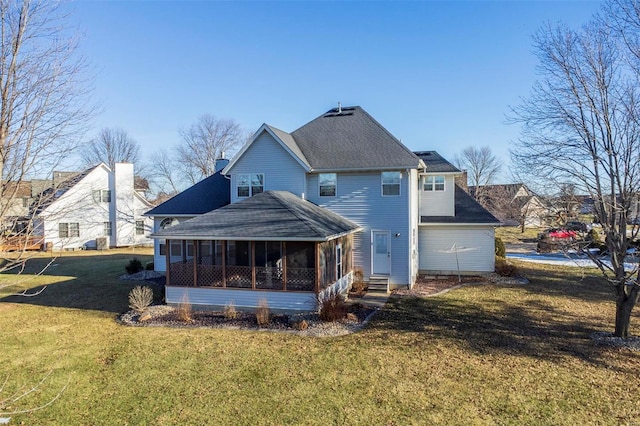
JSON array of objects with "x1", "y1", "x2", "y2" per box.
[{"x1": 166, "y1": 271, "x2": 354, "y2": 312}]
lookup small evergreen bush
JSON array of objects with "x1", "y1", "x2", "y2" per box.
[
  {"x1": 495, "y1": 237, "x2": 506, "y2": 258},
  {"x1": 128, "y1": 286, "x2": 153, "y2": 313},
  {"x1": 125, "y1": 257, "x2": 143, "y2": 274},
  {"x1": 145, "y1": 261, "x2": 154, "y2": 271}
]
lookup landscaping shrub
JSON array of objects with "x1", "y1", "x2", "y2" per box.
[
  {"x1": 223, "y1": 301, "x2": 239, "y2": 320},
  {"x1": 291, "y1": 319, "x2": 308, "y2": 330},
  {"x1": 495, "y1": 237, "x2": 506, "y2": 258},
  {"x1": 128, "y1": 285, "x2": 153, "y2": 313},
  {"x1": 350, "y1": 267, "x2": 367, "y2": 294},
  {"x1": 177, "y1": 295, "x2": 193, "y2": 323},
  {"x1": 255, "y1": 298, "x2": 270, "y2": 326},
  {"x1": 495, "y1": 256, "x2": 518, "y2": 277},
  {"x1": 145, "y1": 261, "x2": 154, "y2": 271},
  {"x1": 317, "y1": 286, "x2": 348, "y2": 322},
  {"x1": 125, "y1": 257, "x2": 143, "y2": 274}
]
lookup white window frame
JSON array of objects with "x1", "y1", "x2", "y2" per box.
[
  {"x1": 319, "y1": 173, "x2": 337, "y2": 197},
  {"x1": 103, "y1": 221, "x2": 112, "y2": 237},
  {"x1": 237, "y1": 173, "x2": 264, "y2": 198},
  {"x1": 336, "y1": 243, "x2": 343, "y2": 279},
  {"x1": 135, "y1": 220, "x2": 145, "y2": 235},
  {"x1": 93, "y1": 190, "x2": 111, "y2": 203},
  {"x1": 381, "y1": 172, "x2": 401, "y2": 197},
  {"x1": 424, "y1": 175, "x2": 445, "y2": 191},
  {"x1": 59, "y1": 222, "x2": 80, "y2": 238}
]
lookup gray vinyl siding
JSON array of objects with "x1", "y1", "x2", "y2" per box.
[
  {"x1": 166, "y1": 287, "x2": 317, "y2": 312},
  {"x1": 228, "y1": 131, "x2": 307, "y2": 204},
  {"x1": 418, "y1": 226, "x2": 495, "y2": 273},
  {"x1": 419, "y1": 174, "x2": 456, "y2": 216},
  {"x1": 307, "y1": 171, "x2": 412, "y2": 286}
]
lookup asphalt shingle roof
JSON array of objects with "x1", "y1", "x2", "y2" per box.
[
  {"x1": 289, "y1": 106, "x2": 421, "y2": 170},
  {"x1": 420, "y1": 185, "x2": 501, "y2": 224},
  {"x1": 145, "y1": 171, "x2": 230, "y2": 216},
  {"x1": 414, "y1": 151, "x2": 460, "y2": 173},
  {"x1": 152, "y1": 190, "x2": 361, "y2": 241}
]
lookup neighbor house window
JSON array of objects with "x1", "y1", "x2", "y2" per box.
[
  {"x1": 424, "y1": 175, "x2": 445, "y2": 191},
  {"x1": 382, "y1": 172, "x2": 401, "y2": 196},
  {"x1": 237, "y1": 174, "x2": 264, "y2": 197},
  {"x1": 319, "y1": 173, "x2": 337, "y2": 197},
  {"x1": 22, "y1": 197, "x2": 30, "y2": 208},
  {"x1": 103, "y1": 222, "x2": 112, "y2": 237},
  {"x1": 59, "y1": 222, "x2": 79, "y2": 238},
  {"x1": 135, "y1": 220, "x2": 145, "y2": 235},
  {"x1": 93, "y1": 190, "x2": 111, "y2": 203}
]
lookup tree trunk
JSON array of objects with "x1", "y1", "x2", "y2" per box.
[{"x1": 614, "y1": 284, "x2": 640, "y2": 338}]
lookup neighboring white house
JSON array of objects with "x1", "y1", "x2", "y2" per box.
[
  {"x1": 149, "y1": 106, "x2": 500, "y2": 311},
  {"x1": 34, "y1": 163, "x2": 153, "y2": 250}
]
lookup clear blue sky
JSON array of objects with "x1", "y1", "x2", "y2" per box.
[{"x1": 68, "y1": 1, "x2": 603, "y2": 178}]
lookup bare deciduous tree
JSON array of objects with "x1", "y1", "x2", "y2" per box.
[
  {"x1": 176, "y1": 114, "x2": 245, "y2": 185},
  {"x1": 80, "y1": 128, "x2": 140, "y2": 169},
  {"x1": 0, "y1": 0, "x2": 94, "y2": 418},
  {"x1": 454, "y1": 146, "x2": 502, "y2": 204},
  {"x1": 0, "y1": 0, "x2": 93, "y2": 267},
  {"x1": 510, "y1": 2, "x2": 640, "y2": 338}
]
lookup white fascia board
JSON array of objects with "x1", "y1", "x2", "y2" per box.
[
  {"x1": 311, "y1": 165, "x2": 420, "y2": 173},
  {"x1": 418, "y1": 171, "x2": 461, "y2": 176}
]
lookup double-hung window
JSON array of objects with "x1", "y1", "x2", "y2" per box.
[
  {"x1": 424, "y1": 175, "x2": 445, "y2": 191},
  {"x1": 319, "y1": 173, "x2": 337, "y2": 197},
  {"x1": 237, "y1": 174, "x2": 264, "y2": 198},
  {"x1": 93, "y1": 190, "x2": 111, "y2": 203},
  {"x1": 135, "y1": 220, "x2": 145, "y2": 235},
  {"x1": 103, "y1": 222, "x2": 112, "y2": 237},
  {"x1": 59, "y1": 222, "x2": 79, "y2": 238},
  {"x1": 382, "y1": 172, "x2": 401, "y2": 196}
]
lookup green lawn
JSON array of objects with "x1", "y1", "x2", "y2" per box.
[{"x1": 1, "y1": 251, "x2": 639, "y2": 425}]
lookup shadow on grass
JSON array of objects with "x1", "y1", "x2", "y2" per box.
[
  {"x1": 0, "y1": 252, "x2": 155, "y2": 314},
  {"x1": 368, "y1": 288, "x2": 639, "y2": 373},
  {"x1": 515, "y1": 262, "x2": 616, "y2": 304}
]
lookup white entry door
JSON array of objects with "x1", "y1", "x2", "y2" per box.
[{"x1": 372, "y1": 230, "x2": 390, "y2": 275}]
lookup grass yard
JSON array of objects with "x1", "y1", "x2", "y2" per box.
[
  {"x1": 1, "y1": 250, "x2": 639, "y2": 424},
  {"x1": 495, "y1": 226, "x2": 544, "y2": 244}
]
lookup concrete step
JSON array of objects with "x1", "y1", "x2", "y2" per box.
[{"x1": 368, "y1": 276, "x2": 389, "y2": 293}]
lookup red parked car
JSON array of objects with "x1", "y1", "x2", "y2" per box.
[{"x1": 547, "y1": 228, "x2": 578, "y2": 240}]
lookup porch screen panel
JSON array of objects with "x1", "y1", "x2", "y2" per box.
[
  {"x1": 255, "y1": 241, "x2": 283, "y2": 290},
  {"x1": 226, "y1": 241, "x2": 251, "y2": 288},
  {"x1": 318, "y1": 240, "x2": 336, "y2": 290},
  {"x1": 286, "y1": 242, "x2": 315, "y2": 291},
  {"x1": 197, "y1": 241, "x2": 223, "y2": 287}
]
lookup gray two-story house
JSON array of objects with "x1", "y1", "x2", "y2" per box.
[{"x1": 151, "y1": 106, "x2": 499, "y2": 311}]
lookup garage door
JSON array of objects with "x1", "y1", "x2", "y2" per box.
[{"x1": 419, "y1": 226, "x2": 495, "y2": 273}]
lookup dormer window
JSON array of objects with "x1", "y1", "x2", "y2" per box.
[
  {"x1": 237, "y1": 174, "x2": 264, "y2": 197},
  {"x1": 319, "y1": 173, "x2": 337, "y2": 197},
  {"x1": 424, "y1": 175, "x2": 445, "y2": 191}
]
